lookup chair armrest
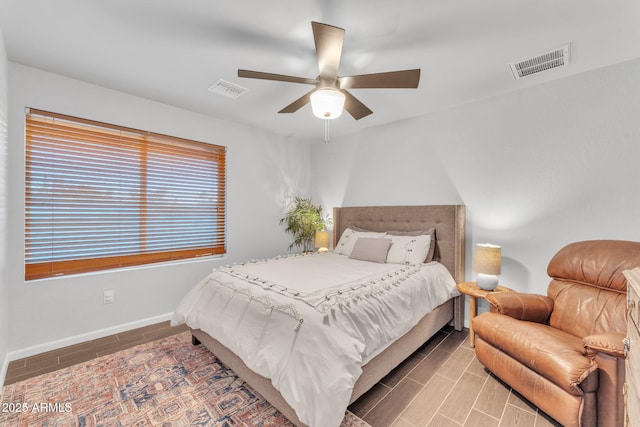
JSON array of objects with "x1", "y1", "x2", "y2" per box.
[
  {"x1": 583, "y1": 332, "x2": 626, "y2": 358},
  {"x1": 485, "y1": 292, "x2": 554, "y2": 323}
]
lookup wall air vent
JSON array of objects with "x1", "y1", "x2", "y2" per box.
[
  {"x1": 509, "y1": 44, "x2": 570, "y2": 80},
  {"x1": 208, "y1": 79, "x2": 248, "y2": 99}
]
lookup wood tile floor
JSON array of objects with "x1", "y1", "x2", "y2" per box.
[
  {"x1": 4, "y1": 322, "x2": 561, "y2": 427},
  {"x1": 349, "y1": 326, "x2": 562, "y2": 427},
  {"x1": 4, "y1": 320, "x2": 189, "y2": 386}
]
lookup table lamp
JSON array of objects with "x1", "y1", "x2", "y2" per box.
[
  {"x1": 315, "y1": 230, "x2": 330, "y2": 253},
  {"x1": 473, "y1": 243, "x2": 501, "y2": 290}
]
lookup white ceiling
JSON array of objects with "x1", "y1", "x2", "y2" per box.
[{"x1": 1, "y1": 0, "x2": 639, "y2": 142}]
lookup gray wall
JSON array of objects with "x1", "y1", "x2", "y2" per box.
[
  {"x1": 311, "y1": 58, "x2": 640, "y2": 313},
  {"x1": 0, "y1": 26, "x2": 9, "y2": 382}
]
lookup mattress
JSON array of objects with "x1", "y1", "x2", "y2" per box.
[{"x1": 171, "y1": 252, "x2": 459, "y2": 427}]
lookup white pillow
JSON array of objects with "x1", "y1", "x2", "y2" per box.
[
  {"x1": 334, "y1": 228, "x2": 386, "y2": 256},
  {"x1": 386, "y1": 234, "x2": 432, "y2": 265}
]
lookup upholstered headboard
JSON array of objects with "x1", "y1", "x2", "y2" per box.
[{"x1": 332, "y1": 205, "x2": 466, "y2": 283}]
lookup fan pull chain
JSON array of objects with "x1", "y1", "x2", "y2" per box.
[{"x1": 324, "y1": 119, "x2": 330, "y2": 144}]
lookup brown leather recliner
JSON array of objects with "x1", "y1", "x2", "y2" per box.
[{"x1": 472, "y1": 240, "x2": 640, "y2": 427}]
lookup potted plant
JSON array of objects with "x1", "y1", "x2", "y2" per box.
[{"x1": 280, "y1": 197, "x2": 329, "y2": 252}]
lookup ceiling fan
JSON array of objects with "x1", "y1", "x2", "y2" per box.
[{"x1": 238, "y1": 21, "x2": 421, "y2": 121}]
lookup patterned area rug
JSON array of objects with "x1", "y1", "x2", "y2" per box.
[{"x1": 0, "y1": 332, "x2": 370, "y2": 426}]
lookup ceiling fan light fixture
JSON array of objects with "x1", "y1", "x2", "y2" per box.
[
  {"x1": 238, "y1": 22, "x2": 420, "y2": 121},
  {"x1": 310, "y1": 88, "x2": 345, "y2": 119}
]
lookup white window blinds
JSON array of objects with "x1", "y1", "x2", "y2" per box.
[{"x1": 25, "y1": 108, "x2": 226, "y2": 280}]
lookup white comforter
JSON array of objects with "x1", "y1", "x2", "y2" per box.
[{"x1": 171, "y1": 253, "x2": 458, "y2": 427}]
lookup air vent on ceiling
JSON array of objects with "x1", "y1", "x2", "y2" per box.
[
  {"x1": 208, "y1": 79, "x2": 248, "y2": 99},
  {"x1": 509, "y1": 44, "x2": 570, "y2": 80}
]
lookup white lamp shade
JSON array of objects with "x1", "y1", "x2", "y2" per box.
[
  {"x1": 473, "y1": 244, "x2": 501, "y2": 275},
  {"x1": 310, "y1": 89, "x2": 345, "y2": 119}
]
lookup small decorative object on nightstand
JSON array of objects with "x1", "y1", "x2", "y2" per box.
[
  {"x1": 473, "y1": 243, "x2": 501, "y2": 290},
  {"x1": 457, "y1": 281, "x2": 514, "y2": 347}
]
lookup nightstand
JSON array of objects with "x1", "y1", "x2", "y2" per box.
[{"x1": 457, "y1": 281, "x2": 514, "y2": 347}]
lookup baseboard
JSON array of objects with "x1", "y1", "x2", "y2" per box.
[
  {"x1": 1, "y1": 352, "x2": 9, "y2": 388},
  {"x1": 7, "y1": 312, "x2": 174, "y2": 361}
]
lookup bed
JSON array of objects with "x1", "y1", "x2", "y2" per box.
[{"x1": 171, "y1": 205, "x2": 465, "y2": 427}]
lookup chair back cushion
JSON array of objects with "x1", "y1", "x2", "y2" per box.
[{"x1": 547, "y1": 240, "x2": 640, "y2": 337}]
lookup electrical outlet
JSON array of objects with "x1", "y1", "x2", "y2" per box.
[{"x1": 103, "y1": 290, "x2": 114, "y2": 304}]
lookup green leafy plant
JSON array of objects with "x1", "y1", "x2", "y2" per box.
[{"x1": 280, "y1": 197, "x2": 329, "y2": 251}]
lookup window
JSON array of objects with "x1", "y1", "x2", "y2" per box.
[{"x1": 25, "y1": 108, "x2": 226, "y2": 280}]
